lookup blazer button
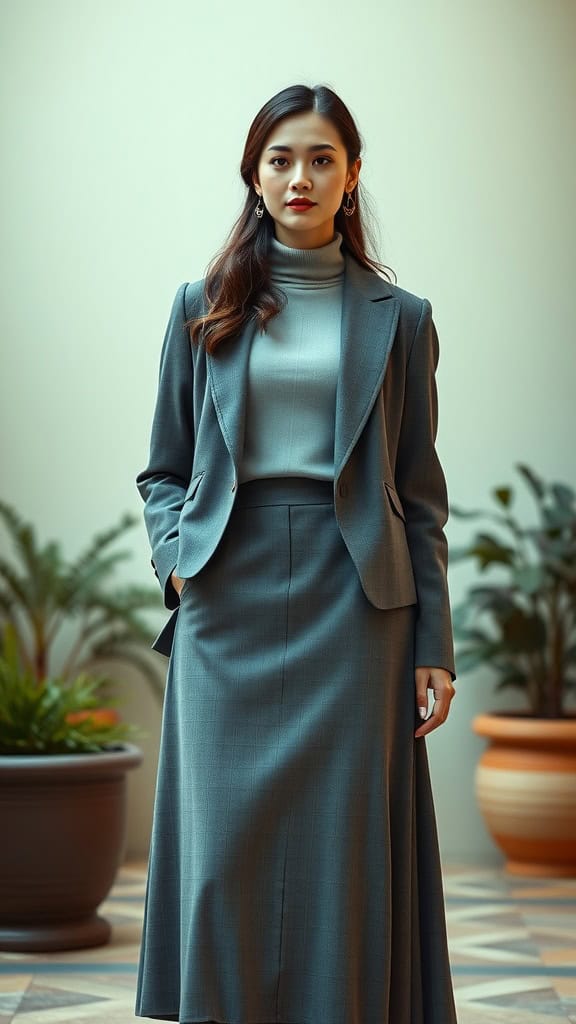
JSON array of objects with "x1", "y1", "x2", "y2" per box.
[
  {"x1": 231, "y1": 479, "x2": 237, "y2": 492},
  {"x1": 338, "y1": 481, "x2": 348, "y2": 498}
]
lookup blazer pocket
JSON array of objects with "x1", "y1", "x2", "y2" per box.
[
  {"x1": 383, "y1": 481, "x2": 406, "y2": 522},
  {"x1": 183, "y1": 470, "x2": 205, "y2": 504}
]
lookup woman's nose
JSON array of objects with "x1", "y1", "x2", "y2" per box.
[{"x1": 289, "y1": 167, "x2": 312, "y2": 190}]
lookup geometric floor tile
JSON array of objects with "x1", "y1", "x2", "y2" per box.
[
  {"x1": 446, "y1": 865, "x2": 576, "y2": 1022},
  {"x1": 0, "y1": 861, "x2": 574, "y2": 1022}
]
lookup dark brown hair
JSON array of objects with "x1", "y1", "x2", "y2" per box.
[{"x1": 187, "y1": 83, "x2": 395, "y2": 354}]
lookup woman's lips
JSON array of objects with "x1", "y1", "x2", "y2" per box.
[{"x1": 286, "y1": 202, "x2": 316, "y2": 212}]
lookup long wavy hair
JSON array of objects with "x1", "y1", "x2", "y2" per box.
[{"x1": 187, "y1": 84, "x2": 395, "y2": 354}]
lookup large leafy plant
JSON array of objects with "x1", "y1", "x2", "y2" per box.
[
  {"x1": 449, "y1": 464, "x2": 576, "y2": 718},
  {"x1": 0, "y1": 500, "x2": 165, "y2": 751}
]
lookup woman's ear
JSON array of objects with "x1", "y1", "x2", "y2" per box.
[{"x1": 346, "y1": 156, "x2": 362, "y2": 192}]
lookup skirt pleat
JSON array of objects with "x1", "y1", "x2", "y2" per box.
[{"x1": 135, "y1": 476, "x2": 457, "y2": 1024}]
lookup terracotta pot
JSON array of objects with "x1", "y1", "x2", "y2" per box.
[
  {"x1": 472, "y1": 713, "x2": 576, "y2": 877},
  {"x1": 0, "y1": 743, "x2": 143, "y2": 951}
]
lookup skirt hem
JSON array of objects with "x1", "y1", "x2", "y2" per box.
[{"x1": 136, "y1": 1016, "x2": 315, "y2": 1024}]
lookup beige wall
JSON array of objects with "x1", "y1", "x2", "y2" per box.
[{"x1": 1, "y1": 0, "x2": 575, "y2": 862}]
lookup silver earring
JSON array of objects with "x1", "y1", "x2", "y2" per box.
[
  {"x1": 255, "y1": 195, "x2": 264, "y2": 219},
  {"x1": 343, "y1": 190, "x2": 356, "y2": 217}
]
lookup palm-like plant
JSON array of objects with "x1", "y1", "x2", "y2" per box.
[
  {"x1": 449, "y1": 463, "x2": 576, "y2": 718},
  {"x1": 0, "y1": 500, "x2": 165, "y2": 705}
]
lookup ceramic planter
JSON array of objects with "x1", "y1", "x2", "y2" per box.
[
  {"x1": 473, "y1": 713, "x2": 576, "y2": 877},
  {"x1": 0, "y1": 743, "x2": 143, "y2": 951}
]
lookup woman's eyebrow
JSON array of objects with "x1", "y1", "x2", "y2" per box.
[{"x1": 266, "y1": 144, "x2": 337, "y2": 152}]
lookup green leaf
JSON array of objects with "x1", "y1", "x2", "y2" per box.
[
  {"x1": 1, "y1": 622, "x2": 20, "y2": 670},
  {"x1": 493, "y1": 487, "x2": 513, "y2": 508},
  {"x1": 449, "y1": 504, "x2": 490, "y2": 519},
  {"x1": 534, "y1": 532, "x2": 576, "y2": 559},
  {"x1": 465, "y1": 585, "x2": 520, "y2": 617},
  {"x1": 516, "y1": 463, "x2": 545, "y2": 502},
  {"x1": 470, "y1": 533, "x2": 516, "y2": 569},
  {"x1": 551, "y1": 483, "x2": 575, "y2": 508},
  {"x1": 448, "y1": 545, "x2": 478, "y2": 563}
]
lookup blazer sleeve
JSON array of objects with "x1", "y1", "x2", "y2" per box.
[
  {"x1": 135, "y1": 282, "x2": 194, "y2": 611},
  {"x1": 394, "y1": 298, "x2": 456, "y2": 681}
]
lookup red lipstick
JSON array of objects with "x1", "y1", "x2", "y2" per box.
[{"x1": 286, "y1": 198, "x2": 316, "y2": 211}]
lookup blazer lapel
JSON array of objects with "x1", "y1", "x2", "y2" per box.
[
  {"x1": 334, "y1": 254, "x2": 400, "y2": 479},
  {"x1": 206, "y1": 314, "x2": 257, "y2": 472}
]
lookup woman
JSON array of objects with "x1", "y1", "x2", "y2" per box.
[{"x1": 135, "y1": 83, "x2": 457, "y2": 1024}]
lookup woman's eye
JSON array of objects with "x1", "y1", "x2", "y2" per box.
[{"x1": 269, "y1": 156, "x2": 333, "y2": 167}]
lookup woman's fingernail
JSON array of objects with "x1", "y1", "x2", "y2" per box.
[{"x1": 418, "y1": 707, "x2": 427, "y2": 719}]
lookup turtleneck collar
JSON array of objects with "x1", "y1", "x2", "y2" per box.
[{"x1": 268, "y1": 230, "x2": 345, "y2": 288}]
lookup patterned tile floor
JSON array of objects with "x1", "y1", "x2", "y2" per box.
[{"x1": 0, "y1": 862, "x2": 575, "y2": 1023}]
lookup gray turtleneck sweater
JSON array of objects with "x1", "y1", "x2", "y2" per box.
[{"x1": 238, "y1": 230, "x2": 345, "y2": 483}]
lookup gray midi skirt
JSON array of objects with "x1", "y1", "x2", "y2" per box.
[{"x1": 135, "y1": 476, "x2": 457, "y2": 1024}]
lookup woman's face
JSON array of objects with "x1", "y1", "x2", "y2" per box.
[{"x1": 252, "y1": 110, "x2": 361, "y2": 249}]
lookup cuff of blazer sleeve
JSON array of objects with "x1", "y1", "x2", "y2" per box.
[
  {"x1": 150, "y1": 551, "x2": 181, "y2": 611},
  {"x1": 415, "y1": 638, "x2": 456, "y2": 682},
  {"x1": 163, "y1": 565, "x2": 180, "y2": 611},
  {"x1": 416, "y1": 664, "x2": 456, "y2": 683}
]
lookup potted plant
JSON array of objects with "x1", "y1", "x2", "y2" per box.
[
  {"x1": 0, "y1": 500, "x2": 164, "y2": 951},
  {"x1": 450, "y1": 463, "x2": 576, "y2": 877}
]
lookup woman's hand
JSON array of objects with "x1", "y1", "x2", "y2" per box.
[
  {"x1": 171, "y1": 571, "x2": 186, "y2": 597},
  {"x1": 414, "y1": 667, "x2": 456, "y2": 738}
]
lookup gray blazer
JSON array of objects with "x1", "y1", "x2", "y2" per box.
[{"x1": 136, "y1": 252, "x2": 456, "y2": 679}]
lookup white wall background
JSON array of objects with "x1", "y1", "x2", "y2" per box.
[{"x1": 1, "y1": 0, "x2": 575, "y2": 862}]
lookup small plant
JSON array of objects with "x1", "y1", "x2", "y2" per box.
[
  {"x1": 0, "y1": 623, "x2": 143, "y2": 755},
  {"x1": 0, "y1": 499, "x2": 164, "y2": 703},
  {"x1": 449, "y1": 463, "x2": 576, "y2": 718}
]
